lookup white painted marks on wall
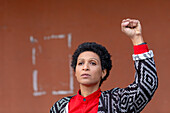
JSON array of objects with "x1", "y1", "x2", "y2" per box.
[
  {"x1": 33, "y1": 69, "x2": 46, "y2": 96},
  {"x1": 30, "y1": 33, "x2": 73, "y2": 96}
]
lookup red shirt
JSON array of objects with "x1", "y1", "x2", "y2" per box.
[
  {"x1": 69, "y1": 88, "x2": 101, "y2": 113},
  {"x1": 69, "y1": 44, "x2": 149, "y2": 113}
]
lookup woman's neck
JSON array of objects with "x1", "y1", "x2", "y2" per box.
[{"x1": 79, "y1": 84, "x2": 100, "y2": 97}]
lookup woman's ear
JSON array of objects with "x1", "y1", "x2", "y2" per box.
[{"x1": 102, "y1": 69, "x2": 107, "y2": 79}]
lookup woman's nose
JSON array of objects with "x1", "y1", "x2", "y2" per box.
[{"x1": 82, "y1": 63, "x2": 89, "y2": 71}]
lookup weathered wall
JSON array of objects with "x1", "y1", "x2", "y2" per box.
[{"x1": 0, "y1": 0, "x2": 169, "y2": 113}]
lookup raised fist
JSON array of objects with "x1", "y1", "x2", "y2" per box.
[
  {"x1": 121, "y1": 18, "x2": 144, "y2": 45},
  {"x1": 121, "y1": 18, "x2": 142, "y2": 38}
]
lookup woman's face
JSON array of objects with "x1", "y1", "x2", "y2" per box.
[{"x1": 75, "y1": 51, "x2": 106, "y2": 87}]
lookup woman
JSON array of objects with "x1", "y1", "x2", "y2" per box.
[{"x1": 50, "y1": 18, "x2": 158, "y2": 113}]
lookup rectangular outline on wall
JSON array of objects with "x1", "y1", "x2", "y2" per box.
[{"x1": 31, "y1": 33, "x2": 74, "y2": 96}]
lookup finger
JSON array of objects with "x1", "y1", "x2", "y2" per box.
[
  {"x1": 132, "y1": 20, "x2": 140, "y2": 27},
  {"x1": 132, "y1": 21, "x2": 138, "y2": 27},
  {"x1": 121, "y1": 19, "x2": 140, "y2": 28},
  {"x1": 128, "y1": 19, "x2": 138, "y2": 28},
  {"x1": 136, "y1": 20, "x2": 142, "y2": 30},
  {"x1": 122, "y1": 18, "x2": 135, "y2": 27},
  {"x1": 122, "y1": 18, "x2": 130, "y2": 22},
  {"x1": 121, "y1": 21, "x2": 129, "y2": 27},
  {"x1": 125, "y1": 18, "x2": 131, "y2": 21}
]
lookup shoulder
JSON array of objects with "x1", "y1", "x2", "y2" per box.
[
  {"x1": 101, "y1": 87, "x2": 120, "y2": 96},
  {"x1": 50, "y1": 96, "x2": 74, "y2": 113},
  {"x1": 100, "y1": 87, "x2": 128, "y2": 100},
  {"x1": 56, "y1": 96, "x2": 73, "y2": 104}
]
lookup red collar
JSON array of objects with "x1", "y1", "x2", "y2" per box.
[
  {"x1": 69, "y1": 88, "x2": 101, "y2": 112},
  {"x1": 76, "y1": 88, "x2": 101, "y2": 103}
]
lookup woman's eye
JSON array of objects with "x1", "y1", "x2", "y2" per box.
[
  {"x1": 78, "y1": 62, "x2": 83, "y2": 65},
  {"x1": 90, "y1": 62, "x2": 96, "y2": 65}
]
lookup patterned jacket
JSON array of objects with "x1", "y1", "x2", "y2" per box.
[{"x1": 50, "y1": 50, "x2": 158, "y2": 113}]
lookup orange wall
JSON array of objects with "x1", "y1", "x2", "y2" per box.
[{"x1": 0, "y1": 0, "x2": 169, "y2": 113}]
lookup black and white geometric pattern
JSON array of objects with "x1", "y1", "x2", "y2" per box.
[
  {"x1": 132, "y1": 50, "x2": 154, "y2": 61},
  {"x1": 50, "y1": 51, "x2": 158, "y2": 113},
  {"x1": 50, "y1": 96, "x2": 72, "y2": 113}
]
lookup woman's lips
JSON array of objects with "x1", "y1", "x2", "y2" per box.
[{"x1": 81, "y1": 74, "x2": 91, "y2": 77}]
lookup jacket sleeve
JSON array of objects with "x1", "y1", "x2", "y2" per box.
[
  {"x1": 50, "y1": 97, "x2": 71, "y2": 113},
  {"x1": 119, "y1": 50, "x2": 158, "y2": 112}
]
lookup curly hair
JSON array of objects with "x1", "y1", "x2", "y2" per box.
[{"x1": 71, "y1": 42, "x2": 112, "y2": 87}]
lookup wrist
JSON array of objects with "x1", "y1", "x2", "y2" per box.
[{"x1": 131, "y1": 35, "x2": 144, "y2": 45}]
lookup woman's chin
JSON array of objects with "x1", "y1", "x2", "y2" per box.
[{"x1": 80, "y1": 81, "x2": 99, "y2": 87}]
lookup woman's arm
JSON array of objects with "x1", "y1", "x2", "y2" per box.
[{"x1": 118, "y1": 18, "x2": 158, "y2": 112}]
